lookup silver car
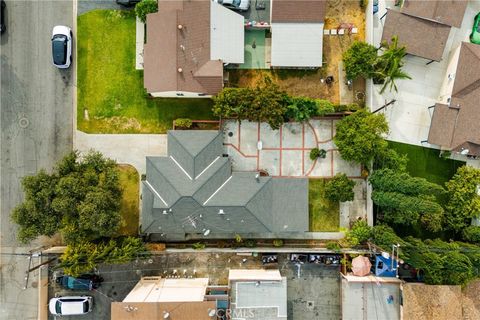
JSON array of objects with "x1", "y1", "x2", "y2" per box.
[{"x1": 51, "y1": 25, "x2": 72, "y2": 68}]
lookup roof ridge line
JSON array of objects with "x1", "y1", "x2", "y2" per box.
[
  {"x1": 146, "y1": 157, "x2": 182, "y2": 202},
  {"x1": 203, "y1": 175, "x2": 233, "y2": 205}
]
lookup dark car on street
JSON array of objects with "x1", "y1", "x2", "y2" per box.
[
  {"x1": 116, "y1": 0, "x2": 141, "y2": 6},
  {"x1": 56, "y1": 274, "x2": 103, "y2": 291},
  {"x1": 1, "y1": 0, "x2": 6, "y2": 34}
]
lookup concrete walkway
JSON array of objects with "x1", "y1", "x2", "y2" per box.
[{"x1": 74, "y1": 131, "x2": 167, "y2": 174}]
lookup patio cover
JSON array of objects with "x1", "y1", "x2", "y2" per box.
[
  {"x1": 210, "y1": 2, "x2": 244, "y2": 63},
  {"x1": 382, "y1": 9, "x2": 451, "y2": 62},
  {"x1": 271, "y1": 23, "x2": 324, "y2": 67}
]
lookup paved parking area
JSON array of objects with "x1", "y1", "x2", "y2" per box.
[
  {"x1": 223, "y1": 120, "x2": 362, "y2": 178},
  {"x1": 47, "y1": 252, "x2": 341, "y2": 319},
  {"x1": 369, "y1": 0, "x2": 480, "y2": 147}
]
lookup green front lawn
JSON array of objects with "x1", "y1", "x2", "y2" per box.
[
  {"x1": 388, "y1": 141, "x2": 464, "y2": 186},
  {"x1": 117, "y1": 164, "x2": 139, "y2": 236},
  {"x1": 77, "y1": 10, "x2": 215, "y2": 133},
  {"x1": 309, "y1": 179, "x2": 339, "y2": 232}
]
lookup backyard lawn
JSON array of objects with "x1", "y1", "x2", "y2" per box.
[
  {"x1": 309, "y1": 179, "x2": 339, "y2": 232},
  {"x1": 77, "y1": 10, "x2": 215, "y2": 133},
  {"x1": 388, "y1": 141, "x2": 464, "y2": 186},
  {"x1": 117, "y1": 164, "x2": 139, "y2": 236}
]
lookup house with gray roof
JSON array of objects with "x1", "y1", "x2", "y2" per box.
[{"x1": 141, "y1": 130, "x2": 308, "y2": 241}]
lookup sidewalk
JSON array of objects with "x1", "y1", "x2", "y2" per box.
[{"x1": 74, "y1": 131, "x2": 167, "y2": 174}]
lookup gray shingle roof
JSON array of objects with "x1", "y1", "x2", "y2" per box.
[{"x1": 141, "y1": 130, "x2": 309, "y2": 240}]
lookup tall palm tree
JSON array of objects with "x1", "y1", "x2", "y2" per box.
[{"x1": 375, "y1": 36, "x2": 411, "y2": 93}]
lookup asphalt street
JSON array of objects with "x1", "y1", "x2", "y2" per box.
[{"x1": 1, "y1": 0, "x2": 74, "y2": 319}]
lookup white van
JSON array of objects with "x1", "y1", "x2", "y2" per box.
[{"x1": 49, "y1": 296, "x2": 93, "y2": 316}]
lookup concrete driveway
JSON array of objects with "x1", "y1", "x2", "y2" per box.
[
  {"x1": 74, "y1": 131, "x2": 167, "y2": 174},
  {"x1": 369, "y1": 0, "x2": 480, "y2": 147},
  {"x1": 0, "y1": 0, "x2": 74, "y2": 319}
]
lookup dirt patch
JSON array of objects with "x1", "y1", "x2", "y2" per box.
[
  {"x1": 462, "y1": 280, "x2": 480, "y2": 320},
  {"x1": 402, "y1": 283, "x2": 462, "y2": 320},
  {"x1": 228, "y1": 0, "x2": 366, "y2": 104}
]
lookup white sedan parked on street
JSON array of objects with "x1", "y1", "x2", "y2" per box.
[
  {"x1": 49, "y1": 296, "x2": 93, "y2": 316},
  {"x1": 51, "y1": 25, "x2": 72, "y2": 69}
]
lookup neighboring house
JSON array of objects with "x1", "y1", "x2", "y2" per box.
[
  {"x1": 428, "y1": 42, "x2": 480, "y2": 157},
  {"x1": 141, "y1": 130, "x2": 308, "y2": 241},
  {"x1": 229, "y1": 269, "x2": 287, "y2": 320},
  {"x1": 341, "y1": 274, "x2": 402, "y2": 320},
  {"x1": 110, "y1": 277, "x2": 220, "y2": 320},
  {"x1": 143, "y1": 0, "x2": 244, "y2": 98},
  {"x1": 143, "y1": 0, "x2": 327, "y2": 97},
  {"x1": 381, "y1": 0, "x2": 467, "y2": 61},
  {"x1": 270, "y1": 0, "x2": 326, "y2": 68}
]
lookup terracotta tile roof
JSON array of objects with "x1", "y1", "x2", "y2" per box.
[
  {"x1": 271, "y1": 0, "x2": 327, "y2": 23},
  {"x1": 401, "y1": 0, "x2": 467, "y2": 28},
  {"x1": 382, "y1": 9, "x2": 451, "y2": 62},
  {"x1": 144, "y1": 0, "x2": 223, "y2": 95},
  {"x1": 428, "y1": 42, "x2": 480, "y2": 156}
]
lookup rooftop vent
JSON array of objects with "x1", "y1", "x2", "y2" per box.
[
  {"x1": 177, "y1": 24, "x2": 183, "y2": 30},
  {"x1": 177, "y1": 68, "x2": 183, "y2": 73},
  {"x1": 218, "y1": 209, "x2": 225, "y2": 215}
]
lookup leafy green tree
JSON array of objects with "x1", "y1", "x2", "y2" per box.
[
  {"x1": 370, "y1": 224, "x2": 405, "y2": 251},
  {"x1": 135, "y1": 0, "x2": 158, "y2": 23},
  {"x1": 405, "y1": 238, "x2": 477, "y2": 286},
  {"x1": 315, "y1": 99, "x2": 336, "y2": 116},
  {"x1": 175, "y1": 118, "x2": 193, "y2": 128},
  {"x1": 310, "y1": 148, "x2": 326, "y2": 160},
  {"x1": 342, "y1": 41, "x2": 378, "y2": 80},
  {"x1": 249, "y1": 77, "x2": 288, "y2": 129},
  {"x1": 285, "y1": 96, "x2": 318, "y2": 122},
  {"x1": 373, "y1": 147, "x2": 408, "y2": 172},
  {"x1": 334, "y1": 110, "x2": 389, "y2": 166},
  {"x1": 11, "y1": 151, "x2": 123, "y2": 244},
  {"x1": 444, "y1": 166, "x2": 480, "y2": 232},
  {"x1": 375, "y1": 36, "x2": 411, "y2": 93},
  {"x1": 346, "y1": 220, "x2": 372, "y2": 246},
  {"x1": 372, "y1": 191, "x2": 443, "y2": 231},
  {"x1": 59, "y1": 237, "x2": 148, "y2": 277},
  {"x1": 462, "y1": 226, "x2": 480, "y2": 244},
  {"x1": 325, "y1": 173, "x2": 355, "y2": 202},
  {"x1": 369, "y1": 169, "x2": 444, "y2": 196},
  {"x1": 213, "y1": 77, "x2": 288, "y2": 129},
  {"x1": 370, "y1": 169, "x2": 444, "y2": 231}
]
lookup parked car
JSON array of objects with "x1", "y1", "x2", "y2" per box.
[
  {"x1": 56, "y1": 274, "x2": 103, "y2": 291},
  {"x1": 115, "y1": 0, "x2": 141, "y2": 6},
  {"x1": 215, "y1": 0, "x2": 250, "y2": 12},
  {"x1": 1, "y1": 0, "x2": 6, "y2": 34},
  {"x1": 290, "y1": 253, "x2": 308, "y2": 264},
  {"x1": 51, "y1": 25, "x2": 72, "y2": 68},
  {"x1": 49, "y1": 296, "x2": 93, "y2": 316},
  {"x1": 470, "y1": 12, "x2": 480, "y2": 45},
  {"x1": 262, "y1": 254, "x2": 278, "y2": 265}
]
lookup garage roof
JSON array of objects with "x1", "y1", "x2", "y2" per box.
[{"x1": 271, "y1": 23, "x2": 324, "y2": 67}]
